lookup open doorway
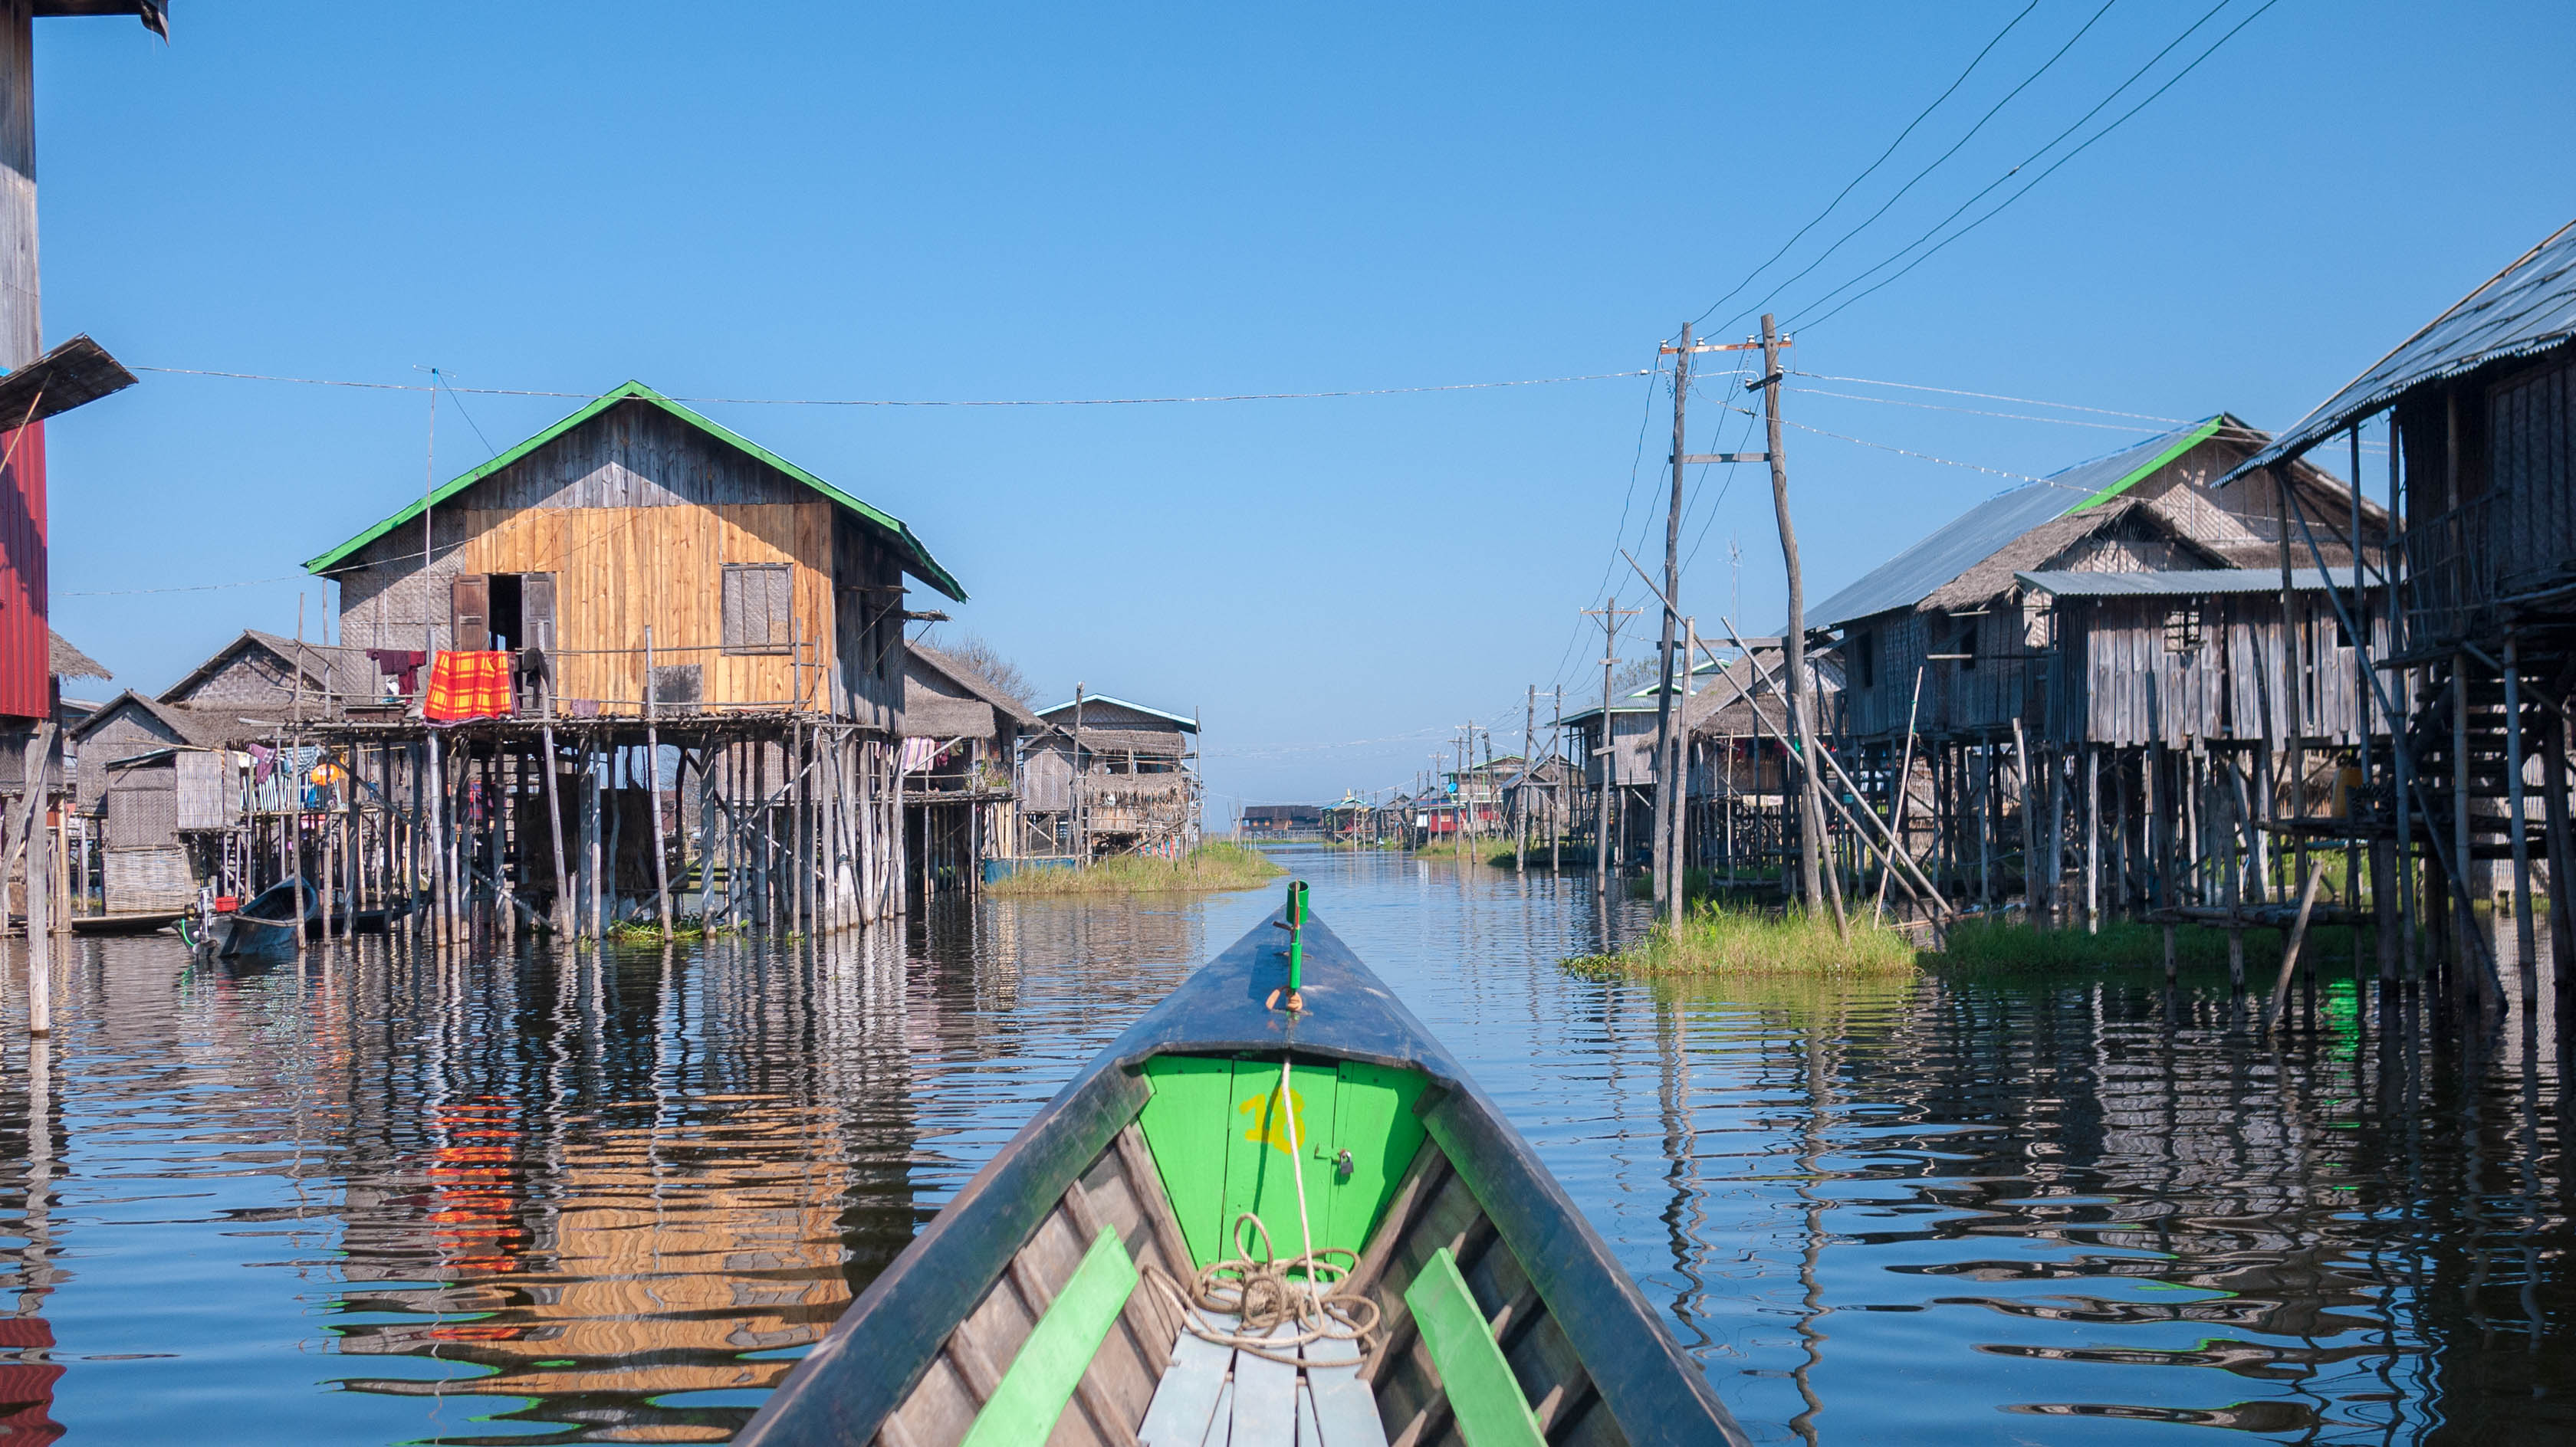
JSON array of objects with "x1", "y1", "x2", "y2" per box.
[{"x1": 488, "y1": 573, "x2": 524, "y2": 651}]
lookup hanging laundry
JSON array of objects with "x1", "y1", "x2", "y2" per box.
[
  {"x1": 899, "y1": 736, "x2": 938, "y2": 772},
  {"x1": 425, "y1": 651, "x2": 514, "y2": 722},
  {"x1": 366, "y1": 648, "x2": 429, "y2": 695}
]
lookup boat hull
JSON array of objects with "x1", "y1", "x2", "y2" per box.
[{"x1": 740, "y1": 909, "x2": 1749, "y2": 1447}]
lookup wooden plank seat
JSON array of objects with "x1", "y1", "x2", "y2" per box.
[{"x1": 1136, "y1": 1314, "x2": 1391, "y2": 1447}]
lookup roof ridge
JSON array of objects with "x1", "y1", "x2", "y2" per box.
[{"x1": 300, "y1": 381, "x2": 966, "y2": 601}]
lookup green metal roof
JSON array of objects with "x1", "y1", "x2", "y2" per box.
[{"x1": 301, "y1": 381, "x2": 966, "y2": 601}]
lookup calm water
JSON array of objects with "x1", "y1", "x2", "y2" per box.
[{"x1": 1, "y1": 845, "x2": 2568, "y2": 1444}]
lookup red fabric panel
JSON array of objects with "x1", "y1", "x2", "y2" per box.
[
  {"x1": 423, "y1": 650, "x2": 514, "y2": 722},
  {"x1": 0, "y1": 421, "x2": 47, "y2": 721}
]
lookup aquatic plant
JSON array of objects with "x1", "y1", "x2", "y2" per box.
[
  {"x1": 989, "y1": 842, "x2": 1287, "y2": 897},
  {"x1": 1563, "y1": 902, "x2": 1917, "y2": 979}
]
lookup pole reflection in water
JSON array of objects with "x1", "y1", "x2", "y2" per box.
[{"x1": 0, "y1": 848, "x2": 2570, "y2": 1443}]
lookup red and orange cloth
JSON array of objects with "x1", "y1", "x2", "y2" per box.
[{"x1": 424, "y1": 651, "x2": 514, "y2": 722}]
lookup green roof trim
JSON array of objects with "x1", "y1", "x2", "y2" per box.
[
  {"x1": 301, "y1": 380, "x2": 966, "y2": 601},
  {"x1": 2065, "y1": 415, "x2": 2226, "y2": 512}
]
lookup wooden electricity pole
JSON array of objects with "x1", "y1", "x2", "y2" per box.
[
  {"x1": 1760, "y1": 313, "x2": 1834, "y2": 930},
  {"x1": 1582, "y1": 599, "x2": 1638, "y2": 901},
  {"x1": 1648, "y1": 325, "x2": 1692, "y2": 914}
]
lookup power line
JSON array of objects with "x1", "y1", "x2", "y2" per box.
[
  {"x1": 1792, "y1": 0, "x2": 2277, "y2": 331},
  {"x1": 1688, "y1": 0, "x2": 2046, "y2": 331},
  {"x1": 1709, "y1": 0, "x2": 2121, "y2": 336},
  {"x1": 1730, "y1": 405, "x2": 2050, "y2": 484},
  {"x1": 131, "y1": 363, "x2": 1650, "y2": 407},
  {"x1": 61, "y1": 574, "x2": 302, "y2": 597}
]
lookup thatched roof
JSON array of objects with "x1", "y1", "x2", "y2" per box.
[
  {"x1": 909, "y1": 642, "x2": 1041, "y2": 730},
  {"x1": 48, "y1": 630, "x2": 108, "y2": 681}
]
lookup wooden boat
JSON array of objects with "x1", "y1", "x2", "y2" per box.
[
  {"x1": 67, "y1": 910, "x2": 184, "y2": 937},
  {"x1": 741, "y1": 886, "x2": 1748, "y2": 1447},
  {"x1": 202, "y1": 878, "x2": 319, "y2": 960}
]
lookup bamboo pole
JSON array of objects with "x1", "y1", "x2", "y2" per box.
[
  {"x1": 644, "y1": 626, "x2": 672, "y2": 940},
  {"x1": 2263, "y1": 861, "x2": 2328, "y2": 1032}
]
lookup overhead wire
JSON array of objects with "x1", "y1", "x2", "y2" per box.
[
  {"x1": 1687, "y1": 0, "x2": 2046, "y2": 332},
  {"x1": 1710, "y1": 0, "x2": 2123, "y2": 337},
  {"x1": 1791, "y1": 0, "x2": 2278, "y2": 331},
  {"x1": 131, "y1": 363, "x2": 1651, "y2": 408}
]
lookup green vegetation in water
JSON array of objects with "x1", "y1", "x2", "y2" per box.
[
  {"x1": 990, "y1": 843, "x2": 1287, "y2": 897},
  {"x1": 1936, "y1": 915, "x2": 2369, "y2": 973},
  {"x1": 1564, "y1": 903, "x2": 1918, "y2": 979},
  {"x1": 600, "y1": 916, "x2": 745, "y2": 943}
]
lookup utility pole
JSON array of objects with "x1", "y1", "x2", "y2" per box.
[
  {"x1": 1583, "y1": 599, "x2": 1639, "y2": 902},
  {"x1": 1648, "y1": 324, "x2": 1692, "y2": 914},
  {"x1": 1657, "y1": 331, "x2": 1776, "y2": 924},
  {"x1": 1759, "y1": 313, "x2": 1834, "y2": 930},
  {"x1": 1520, "y1": 684, "x2": 1536, "y2": 872},
  {"x1": 1552, "y1": 684, "x2": 1564, "y2": 873}
]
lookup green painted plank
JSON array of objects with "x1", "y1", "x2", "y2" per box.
[
  {"x1": 1326, "y1": 1061, "x2": 1428, "y2": 1257},
  {"x1": 1138, "y1": 1055, "x2": 1237, "y2": 1268},
  {"x1": 958, "y1": 1225, "x2": 1139, "y2": 1447},
  {"x1": 2065, "y1": 415, "x2": 2226, "y2": 511},
  {"x1": 1402, "y1": 1247, "x2": 1545, "y2": 1447},
  {"x1": 1222, "y1": 1059, "x2": 1337, "y2": 1265}
]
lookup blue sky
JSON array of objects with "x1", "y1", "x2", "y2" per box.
[{"x1": 31, "y1": 2, "x2": 2576, "y2": 812}]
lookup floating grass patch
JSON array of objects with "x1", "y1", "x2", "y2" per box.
[
  {"x1": 1564, "y1": 903, "x2": 1919, "y2": 979},
  {"x1": 601, "y1": 916, "x2": 744, "y2": 943},
  {"x1": 989, "y1": 843, "x2": 1287, "y2": 897},
  {"x1": 1934, "y1": 916, "x2": 2368, "y2": 973}
]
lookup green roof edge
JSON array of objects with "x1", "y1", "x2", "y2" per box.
[
  {"x1": 301, "y1": 380, "x2": 968, "y2": 602},
  {"x1": 2065, "y1": 415, "x2": 2226, "y2": 512}
]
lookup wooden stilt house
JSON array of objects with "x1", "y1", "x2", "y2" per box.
[
  {"x1": 1020, "y1": 694, "x2": 1201, "y2": 860},
  {"x1": 2226, "y1": 216, "x2": 2576, "y2": 1000},
  {"x1": 900, "y1": 641, "x2": 1040, "y2": 895},
  {"x1": 282, "y1": 380, "x2": 966, "y2": 939}
]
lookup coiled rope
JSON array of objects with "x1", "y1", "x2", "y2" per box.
[{"x1": 1140, "y1": 1056, "x2": 1383, "y2": 1369}]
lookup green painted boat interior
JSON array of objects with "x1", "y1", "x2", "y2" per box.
[{"x1": 1134, "y1": 1052, "x2": 1431, "y2": 1269}]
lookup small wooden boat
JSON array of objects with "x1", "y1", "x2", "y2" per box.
[
  {"x1": 741, "y1": 885, "x2": 1747, "y2": 1447},
  {"x1": 67, "y1": 910, "x2": 185, "y2": 937},
  {"x1": 202, "y1": 878, "x2": 319, "y2": 960}
]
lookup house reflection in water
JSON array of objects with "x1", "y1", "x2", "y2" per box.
[{"x1": 324, "y1": 936, "x2": 919, "y2": 1442}]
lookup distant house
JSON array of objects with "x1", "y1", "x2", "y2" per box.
[
  {"x1": 899, "y1": 642, "x2": 1040, "y2": 893},
  {"x1": 1239, "y1": 804, "x2": 1323, "y2": 838},
  {"x1": 1021, "y1": 694, "x2": 1201, "y2": 858},
  {"x1": 159, "y1": 628, "x2": 385, "y2": 714}
]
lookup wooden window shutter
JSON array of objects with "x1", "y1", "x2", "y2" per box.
[
  {"x1": 450, "y1": 574, "x2": 491, "y2": 652},
  {"x1": 521, "y1": 573, "x2": 557, "y2": 651},
  {"x1": 723, "y1": 564, "x2": 793, "y2": 654},
  {"x1": 767, "y1": 566, "x2": 793, "y2": 648}
]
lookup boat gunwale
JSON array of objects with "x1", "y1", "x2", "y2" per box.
[{"x1": 738, "y1": 908, "x2": 1750, "y2": 1447}]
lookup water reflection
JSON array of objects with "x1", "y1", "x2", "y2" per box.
[{"x1": 0, "y1": 850, "x2": 2568, "y2": 1442}]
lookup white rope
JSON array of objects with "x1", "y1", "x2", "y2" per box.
[{"x1": 1137, "y1": 1060, "x2": 1378, "y2": 1367}]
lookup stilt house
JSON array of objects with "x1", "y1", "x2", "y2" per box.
[
  {"x1": 900, "y1": 641, "x2": 1040, "y2": 894},
  {"x1": 1020, "y1": 694, "x2": 1200, "y2": 859},
  {"x1": 310, "y1": 381, "x2": 962, "y2": 724},
  {"x1": 1816, "y1": 417, "x2": 2377, "y2": 750},
  {"x1": 2226, "y1": 216, "x2": 2576, "y2": 989},
  {"x1": 272, "y1": 381, "x2": 966, "y2": 938}
]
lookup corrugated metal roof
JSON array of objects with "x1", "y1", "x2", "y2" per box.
[
  {"x1": 2016, "y1": 566, "x2": 2360, "y2": 598},
  {"x1": 2229, "y1": 218, "x2": 2576, "y2": 480},
  {"x1": 1033, "y1": 694, "x2": 1199, "y2": 730},
  {"x1": 1807, "y1": 420, "x2": 2224, "y2": 628}
]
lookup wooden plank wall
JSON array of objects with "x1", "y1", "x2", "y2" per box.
[
  {"x1": 2054, "y1": 593, "x2": 2385, "y2": 747},
  {"x1": 435, "y1": 501, "x2": 835, "y2": 714},
  {"x1": 2491, "y1": 350, "x2": 2576, "y2": 597}
]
